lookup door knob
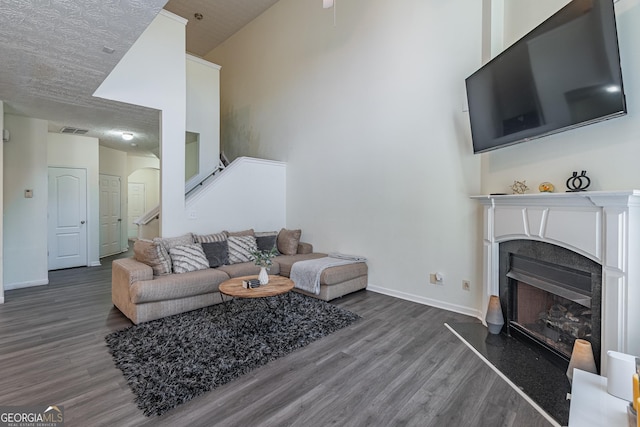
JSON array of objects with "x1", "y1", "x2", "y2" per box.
[{"x1": 81, "y1": 221, "x2": 85, "y2": 224}]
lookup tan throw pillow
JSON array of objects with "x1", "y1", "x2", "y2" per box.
[
  {"x1": 133, "y1": 239, "x2": 172, "y2": 276},
  {"x1": 277, "y1": 228, "x2": 302, "y2": 255},
  {"x1": 224, "y1": 229, "x2": 255, "y2": 237}
]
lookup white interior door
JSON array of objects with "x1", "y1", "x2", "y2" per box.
[
  {"x1": 48, "y1": 167, "x2": 87, "y2": 270},
  {"x1": 99, "y1": 175, "x2": 122, "y2": 257},
  {"x1": 128, "y1": 182, "x2": 146, "y2": 239}
]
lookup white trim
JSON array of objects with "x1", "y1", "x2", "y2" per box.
[
  {"x1": 367, "y1": 284, "x2": 483, "y2": 320},
  {"x1": 4, "y1": 279, "x2": 49, "y2": 291},
  {"x1": 444, "y1": 323, "x2": 561, "y2": 427},
  {"x1": 159, "y1": 9, "x2": 188, "y2": 25},
  {"x1": 186, "y1": 157, "x2": 286, "y2": 205},
  {"x1": 186, "y1": 54, "x2": 222, "y2": 70},
  {"x1": 89, "y1": 261, "x2": 102, "y2": 267},
  {"x1": 0, "y1": 297, "x2": 4, "y2": 304}
]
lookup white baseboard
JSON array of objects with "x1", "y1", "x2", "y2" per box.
[
  {"x1": 89, "y1": 261, "x2": 102, "y2": 267},
  {"x1": 0, "y1": 296, "x2": 4, "y2": 304},
  {"x1": 5, "y1": 279, "x2": 49, "y2": 291},
  {"x1": 366, "y1": 284, "x2": 483, "y2": 320}
]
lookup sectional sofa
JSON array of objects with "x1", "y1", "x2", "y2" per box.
[{"x1": 111, "y1": 229, "x2": 368, "y2": 324}]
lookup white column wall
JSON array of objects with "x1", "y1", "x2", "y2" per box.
[
  {"x1": 94, "y1": 10, "x2": 187, "y2": 237},
  {"x1": 186, "y1": 55, "x2": 221, "y2": 183},
  {"x1": 3, "y1": 115, "x2": 49, "y2": 289}
]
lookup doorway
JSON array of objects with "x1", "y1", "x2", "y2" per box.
[
  {"x1": 99, "y1": 174, "x2": 122, "y2": 258},
  {"x1": 48, "y1": 167, "x2": 88, "y2": 270}
]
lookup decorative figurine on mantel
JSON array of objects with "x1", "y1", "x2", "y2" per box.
[
  {"x1": 566, "y1": 170, "x2": 591, "y2": 192},
  {"x1": 510, "y1": 180, "x2": 529, "y2": 194},
  {"x1": 538, "y1": 182, "x2": 555, "y2": 193}
]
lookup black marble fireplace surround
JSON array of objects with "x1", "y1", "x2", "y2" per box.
[{"x1": 499, "y1": 240, "x2": 603, "y2": 371}]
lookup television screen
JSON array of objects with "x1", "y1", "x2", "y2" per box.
[{"x1": 465, "y1": 0, "x2": 626, "y2": 154}]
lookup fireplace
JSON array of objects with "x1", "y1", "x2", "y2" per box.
[
  {"x1": 472, "y1": 190, "x2": 640, "y2": 374},
  {"x1": 499, "y1": 240, "x2": 602, "y2": 370}
]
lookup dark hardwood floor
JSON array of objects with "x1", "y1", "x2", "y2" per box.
[{"x1": 0, "y1": 252, "x2": 553, "y2": 427}]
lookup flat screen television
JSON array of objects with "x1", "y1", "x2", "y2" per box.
[{"x1": 465, "y1": 0, "x2": 626, "y2": 154}]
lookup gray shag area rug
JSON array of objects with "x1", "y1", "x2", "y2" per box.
[{"x1": 105, "y1": 292, "x2": 361, "y2": 416}]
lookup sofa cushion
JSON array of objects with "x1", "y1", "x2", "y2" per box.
[
  {"x1": 217, "y1": 261, "x2": 281, "y2": 278},
  {"x1": 277, "y1": 228, "x2": 302, "y2": 255},
  {"x1": 274, "y1": 253, "x2": 327, "y2": 277},
  {"x1": 130, "y1": 268, "x2": 230, "y2": 304},
  {"x1": 169, "y1": 244, "x2": 210, "y2": 274},
  {"x1": 195, "y1": 232, "x2": 227, "y2": 244},
  {"x1": 201, "y1": 241, "x2": 229, "y2": 268},
  {"x1": 319, "y1": 262, "x2": 368, "y2": 285},
  {"x1": 227, "y1": 235, "x2": 257, "y2": 264},
  {"x1": 133, "y1": 239, "x2": 172, "y2": 276}
]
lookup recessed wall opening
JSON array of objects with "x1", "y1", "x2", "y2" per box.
[{"x1": 499, "y1": 240, "x2": 602, "y2": 371}]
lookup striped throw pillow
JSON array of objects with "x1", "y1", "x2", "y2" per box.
[
  {"x1": 227, "y1": 236, "x2": 257, "y2": 264},
  {"x1": 195, "y1": 232, "x2": 227, "y2": 244},
  {"x1": 169, "y1": 244, "x2": 210, "y2": 274}
]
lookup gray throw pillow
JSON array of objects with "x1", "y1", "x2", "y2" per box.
[
  {"x1": 202, "y1": 241, "x2": 229, "y2": 268},
  {"x1": 256, "y1": 231, "x2": 280, "y2": 254}
]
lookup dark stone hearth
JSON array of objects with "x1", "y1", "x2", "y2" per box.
[
  {"x1": 449, "y1": 322, "x2": 570, "y2": 426},
  {"x1": 105, "y1": 292, "x2": 361, "y2": 416}
]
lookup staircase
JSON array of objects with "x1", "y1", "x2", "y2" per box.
[{"x1": 134, "y1": 155, "x2": 285, "y2": 238}]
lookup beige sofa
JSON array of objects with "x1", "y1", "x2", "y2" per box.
[{"x1": 112, "y1": 240, "x2": 368, "y2": 324}]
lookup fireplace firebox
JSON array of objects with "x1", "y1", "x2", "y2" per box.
[{"x1": 499, "y1": 240, "x2": 602, "y2": 370}]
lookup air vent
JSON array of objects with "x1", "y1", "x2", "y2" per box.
[{"x1": 60, "y1": 127, "x2": 89, "y2": 135}]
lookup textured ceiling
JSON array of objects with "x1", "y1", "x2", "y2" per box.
[
  {"x1": 164, "y1": 0, "x2": 280, "y2": 57},
  {"x1": 0, "y1": 0, "x2": 167, "y2": 156},
  {"x1": 0, "y1": 0, "x2": 279, "y2": 157}
]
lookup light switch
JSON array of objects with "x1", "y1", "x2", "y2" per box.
[{"x1": 25, "y1": 189, "x2": 33, "y2": 198}]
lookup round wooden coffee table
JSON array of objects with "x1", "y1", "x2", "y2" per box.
[{"x1": 219, "y1": 275, "x2": 294, "y2": 299}]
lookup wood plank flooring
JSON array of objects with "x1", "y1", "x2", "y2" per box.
[{"x1": 0, "y1": 252, "x2": 553, "y2": 426}]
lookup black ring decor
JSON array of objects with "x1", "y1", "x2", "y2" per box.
[{"x1": 566, "y1": 171, "x2": 590, "y2": 192}]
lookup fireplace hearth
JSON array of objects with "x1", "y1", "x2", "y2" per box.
[{"x1": 499, "y1": 240, "x2": 602, "y2": 370}]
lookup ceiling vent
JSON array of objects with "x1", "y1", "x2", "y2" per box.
[{"x1": 60, "y1": 127, "x2": 89, "y2": 135}]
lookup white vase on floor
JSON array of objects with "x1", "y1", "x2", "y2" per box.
[{"x1": 259, "y1": 267, "x2": 269, "y2": 285}]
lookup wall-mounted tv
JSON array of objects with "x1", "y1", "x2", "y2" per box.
[{"x1": 465, "y1": 0, "x2": 626, "y2": 154}]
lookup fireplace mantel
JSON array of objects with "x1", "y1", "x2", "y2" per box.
[{"x1": 472, "y1": 190, "x2": 640, "y2": 374}]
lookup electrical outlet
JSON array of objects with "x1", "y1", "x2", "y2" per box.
[
  {"x1": 462, "y1": 280, "x2": 471, "y2": 291},
  {"x1": 430, "y1": 273, "x2": 444, "y2": 285}
]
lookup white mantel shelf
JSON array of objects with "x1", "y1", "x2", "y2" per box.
[
  {"x1": 472, "y1": 189, "x2": 640, "y2": 204},
  {"x1": 472, "y1": 190, "x2": 640, "y2": 374}
]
